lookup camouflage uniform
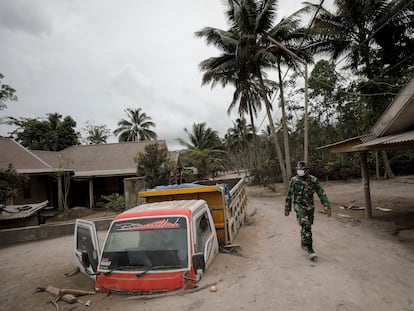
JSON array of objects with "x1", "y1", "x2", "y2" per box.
[{"x1": 285, "y1": 174, "x2": 331, "y2": 245}]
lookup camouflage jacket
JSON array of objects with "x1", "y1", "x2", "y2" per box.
[{"x1": 285, "y1": 174, "x2": 331, "y2": 212}]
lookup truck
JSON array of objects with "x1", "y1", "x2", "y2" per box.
[{"x1": 74, "y1": 177, "x2": 247, "y2": 294}]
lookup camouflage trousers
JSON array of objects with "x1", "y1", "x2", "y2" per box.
[{"x1": 295, "y1": 206, "x2": 315, "y2": 245}]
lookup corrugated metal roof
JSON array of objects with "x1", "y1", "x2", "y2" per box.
[
  {"x1": 355, "y1": 130, "x2": 414, "y2": 148},
  {"x1": 372, "y1": 74, "x2": 414, "y2": 136}
]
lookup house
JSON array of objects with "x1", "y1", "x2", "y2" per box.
[{"x1": 0, "y1": 139, "x2": 181, "y2": 211}]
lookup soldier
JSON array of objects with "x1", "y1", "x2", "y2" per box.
[{"x1": 284, "y1": 161, "x2": 331, "y2": 260}]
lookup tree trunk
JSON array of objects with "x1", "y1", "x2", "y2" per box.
[
  {"x1": 277, "y1": 60, "x2": 292, "y2": 181},
  {"x1": 248, "y1": 105, "x2": 259, "y2": 169},
  {"x1": 257, "y1": 71, "x2": 287, "y2": 186},
  {"x1": 381, "y1": 150, "x2": 395, "y2": 179}
]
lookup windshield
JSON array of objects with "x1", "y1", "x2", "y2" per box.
[{"x1": 99, "y1": 217, "x2": 188, "y2": 272}]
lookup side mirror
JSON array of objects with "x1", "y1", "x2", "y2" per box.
[{"x1": 192, "y1": 253, "x2": 206, "y2": 272}]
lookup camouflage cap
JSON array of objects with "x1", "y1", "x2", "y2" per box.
[{"x1": 296, "y1": 161, "x2": 310, "y2": 170}]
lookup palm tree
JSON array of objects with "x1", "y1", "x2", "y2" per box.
[
  {"x1": 178, "y1": 122, "x2": 225, "y2": 178},
  {"x1": 85, "y1": 124, "x2": 111, "y2": 144},
  {"x1": 225, "y1": 118, "x2": 254, "y2": 170},
  {"x1": 178, "y1": 122, "x2": 222, "y2": 150},
  {"x1": 304, "y1": 0, "x2": 413, "y2": 113},
  {"x1": 196, "y1": 0, "x2": 311, "y2": 185},
  {"x1": 114, "y1": 108, "x2": 157, "y2": 142}
]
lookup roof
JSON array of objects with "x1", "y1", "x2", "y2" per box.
[
  {"x1": 59, "y1": 140, "x2": 167, "y2": 176},
  {"x1": 372, "y1": 76, "x2": 414, "y2": 136},
  {"x1": 354, "y1": 130, "x2": 414, "y2": 151},
  {"x1": 0, "y1": 138, "x2": 51, "y2": 171},
  {"x1": 1, "y1": 139, "x2": 180, "y2": 177}
]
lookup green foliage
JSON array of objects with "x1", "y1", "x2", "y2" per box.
[
  {"x1": 0, "y1": 165, "x2": 28, "y2": 204},
  {"x1": 101, "y1": 193, "x2": 125, "y2": 212},
  {"x1": 83, "y1": 121, "x2": 111, "y2": 144},
  {"x1": 135, "y1": 143, "x2": 172, "y2": 188},
  {"x1": 0, "y1": 73, "x2": 17, "y2": 113},
  {"x1": 178, "y1": 122, "x2": 222, "y2": 151},
  {"x1": 178, "y1": 122, "x2": 226, "y2": 179},
  {"x1": 114, "y1": 108, "x2": 157, "y2": 142},
  {"x1": 8, "y1": 113, "x2": 80, "y2": 150},
  {"x1": 388, "y1": 152, "x2": 414, "y2": 175}
]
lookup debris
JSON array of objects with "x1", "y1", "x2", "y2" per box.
[
  {"x1": 37, "y1": 285, "x2": 96, "y2": 308},
  {"x1": 209, "y1": 285, "x2": 217, "y2": 292},
  {"x1": 48, "y1": 295, "x2": 60, "y2": 311},
  {"x1": 376, "y1": 207, "x2": 392, "y2": 212},
  {"x1": 337, "y1": 213, "x2": 352, "y2": 219},
  {"x1": 127, "y1": 281, "x2": 219, "y2": 300},
  {"x1": 222, "y1": 244, "x2": 241, "y2": 252},
  {"x1": 340, "y1": 203, "x2": 365, "y2": 210},
  {"x1": 65, "y1": 267, "x2": 80, "y2": 277},
  {"x1": 37, "y1": 286, "x2": 77, "y2": 304}
]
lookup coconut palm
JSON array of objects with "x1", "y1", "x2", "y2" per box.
[
  {"x1": 114, "y1": 108, "x2": 157, "y2": 142},
  {"x1": 178, "y1": 122, "x2": 224, "y2": 178},
  {"x1": 196, "y1": 0, "x2": 311, "y2": 185},
  {"x1": 85, "y1": 123, "x2": 111, "y2": 144},
  {"x1": 303, "y1": 0, "x2": 413, "y2": 118},
  {"x1": 225, "y1": 118, "x2": 254, "y2": 170},
  {"x1": 304, "y1": 0, "x2": 413, "y2": 79},
  {"x1": 178, "y1": 122, "x2": 222, "y2": 151}
]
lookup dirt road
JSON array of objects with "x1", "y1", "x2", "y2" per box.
[{"x1": 1, "y1": 176, "x2": 414, "y2": 311}]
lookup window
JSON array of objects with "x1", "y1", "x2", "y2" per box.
[{"x1": 194, "y1": 212, "x2": 212, "y2": 253}]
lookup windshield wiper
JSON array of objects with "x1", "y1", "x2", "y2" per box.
[
  {"x1": 103, "y1": 265, "x2": 149, "y2": 276},
  {"x1": 103, "y1": 264, "x2": 184, "y2": 277},
  {"x1": 151, "y1": 265, "x2": 184, "y2": 270}
]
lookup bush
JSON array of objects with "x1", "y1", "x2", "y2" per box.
[{"x1": 101, "y1": 193, "x2": 125, "y2": 212}]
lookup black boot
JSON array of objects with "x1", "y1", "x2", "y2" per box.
[
  {"x1": 306, "y1": 243, "x2": 317, "y2": 260},
  {"x1": 301, "y1": 241, "x2": 307, "y2": 251},
  {"x1": 306, "y1": 243, "x2": 315, "y2": 254}
]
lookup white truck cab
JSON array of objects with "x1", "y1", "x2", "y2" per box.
[{"x1": 74, "y1": 199, "x2": 219, "y2": 293}]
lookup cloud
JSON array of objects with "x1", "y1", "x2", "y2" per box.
[
  {"x1": 0, "y1": 0, "x2": 52, "y2": 35},
  {"x1": 108, "y1": 64, "x2": 157, "y2": 103},
  {"x1": 0, "y1": 0, "x2": 334, "y2": 152}
]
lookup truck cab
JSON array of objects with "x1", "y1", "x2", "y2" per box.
[{"x1": 74, "y1": 199, "x2": 219, "y2": 293}]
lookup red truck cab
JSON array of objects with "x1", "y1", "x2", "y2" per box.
[{"x1": 74, "y1": 199, "x2": 219, "y2": 293}]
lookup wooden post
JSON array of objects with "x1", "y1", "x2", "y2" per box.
[
  {"x1": 89, "y1": 178, "x2": 94, "y2": 209},
  {"x1": 57, "y1": 174, "x2": 63, "y2": 210},
  {"x1": 360, "y1": 152, "x2": 373, "y2": 218}
]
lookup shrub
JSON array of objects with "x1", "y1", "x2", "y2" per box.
[{"x1": 101, "y1": 193, "x2": 125, "y2": 212}]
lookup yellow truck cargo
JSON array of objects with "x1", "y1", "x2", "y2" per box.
[{"x1": 138, "y1": 177, "x2": 247, "y2": 245}]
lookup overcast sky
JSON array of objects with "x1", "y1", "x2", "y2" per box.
[{"x1": 0, "y1": 0, "x2": 331, "y2": 150}]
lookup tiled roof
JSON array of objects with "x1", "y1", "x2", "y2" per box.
[
  {"x1": 1, "y1": 138, "x2": 177, "y2": 177},
  {"x1": 60, "y1": 140, "x2": 166, "y2": 172},
  {"x1": 0, "y1": 138, "x2": 51, "y2": 171}
]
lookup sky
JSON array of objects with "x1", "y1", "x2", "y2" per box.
[{"x1": 0, "y1": 0, "x2": 332, "y2": 151}]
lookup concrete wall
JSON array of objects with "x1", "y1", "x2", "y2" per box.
[{"x1": 0, "y1": 216, "x2": 114, "y2": 246}]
